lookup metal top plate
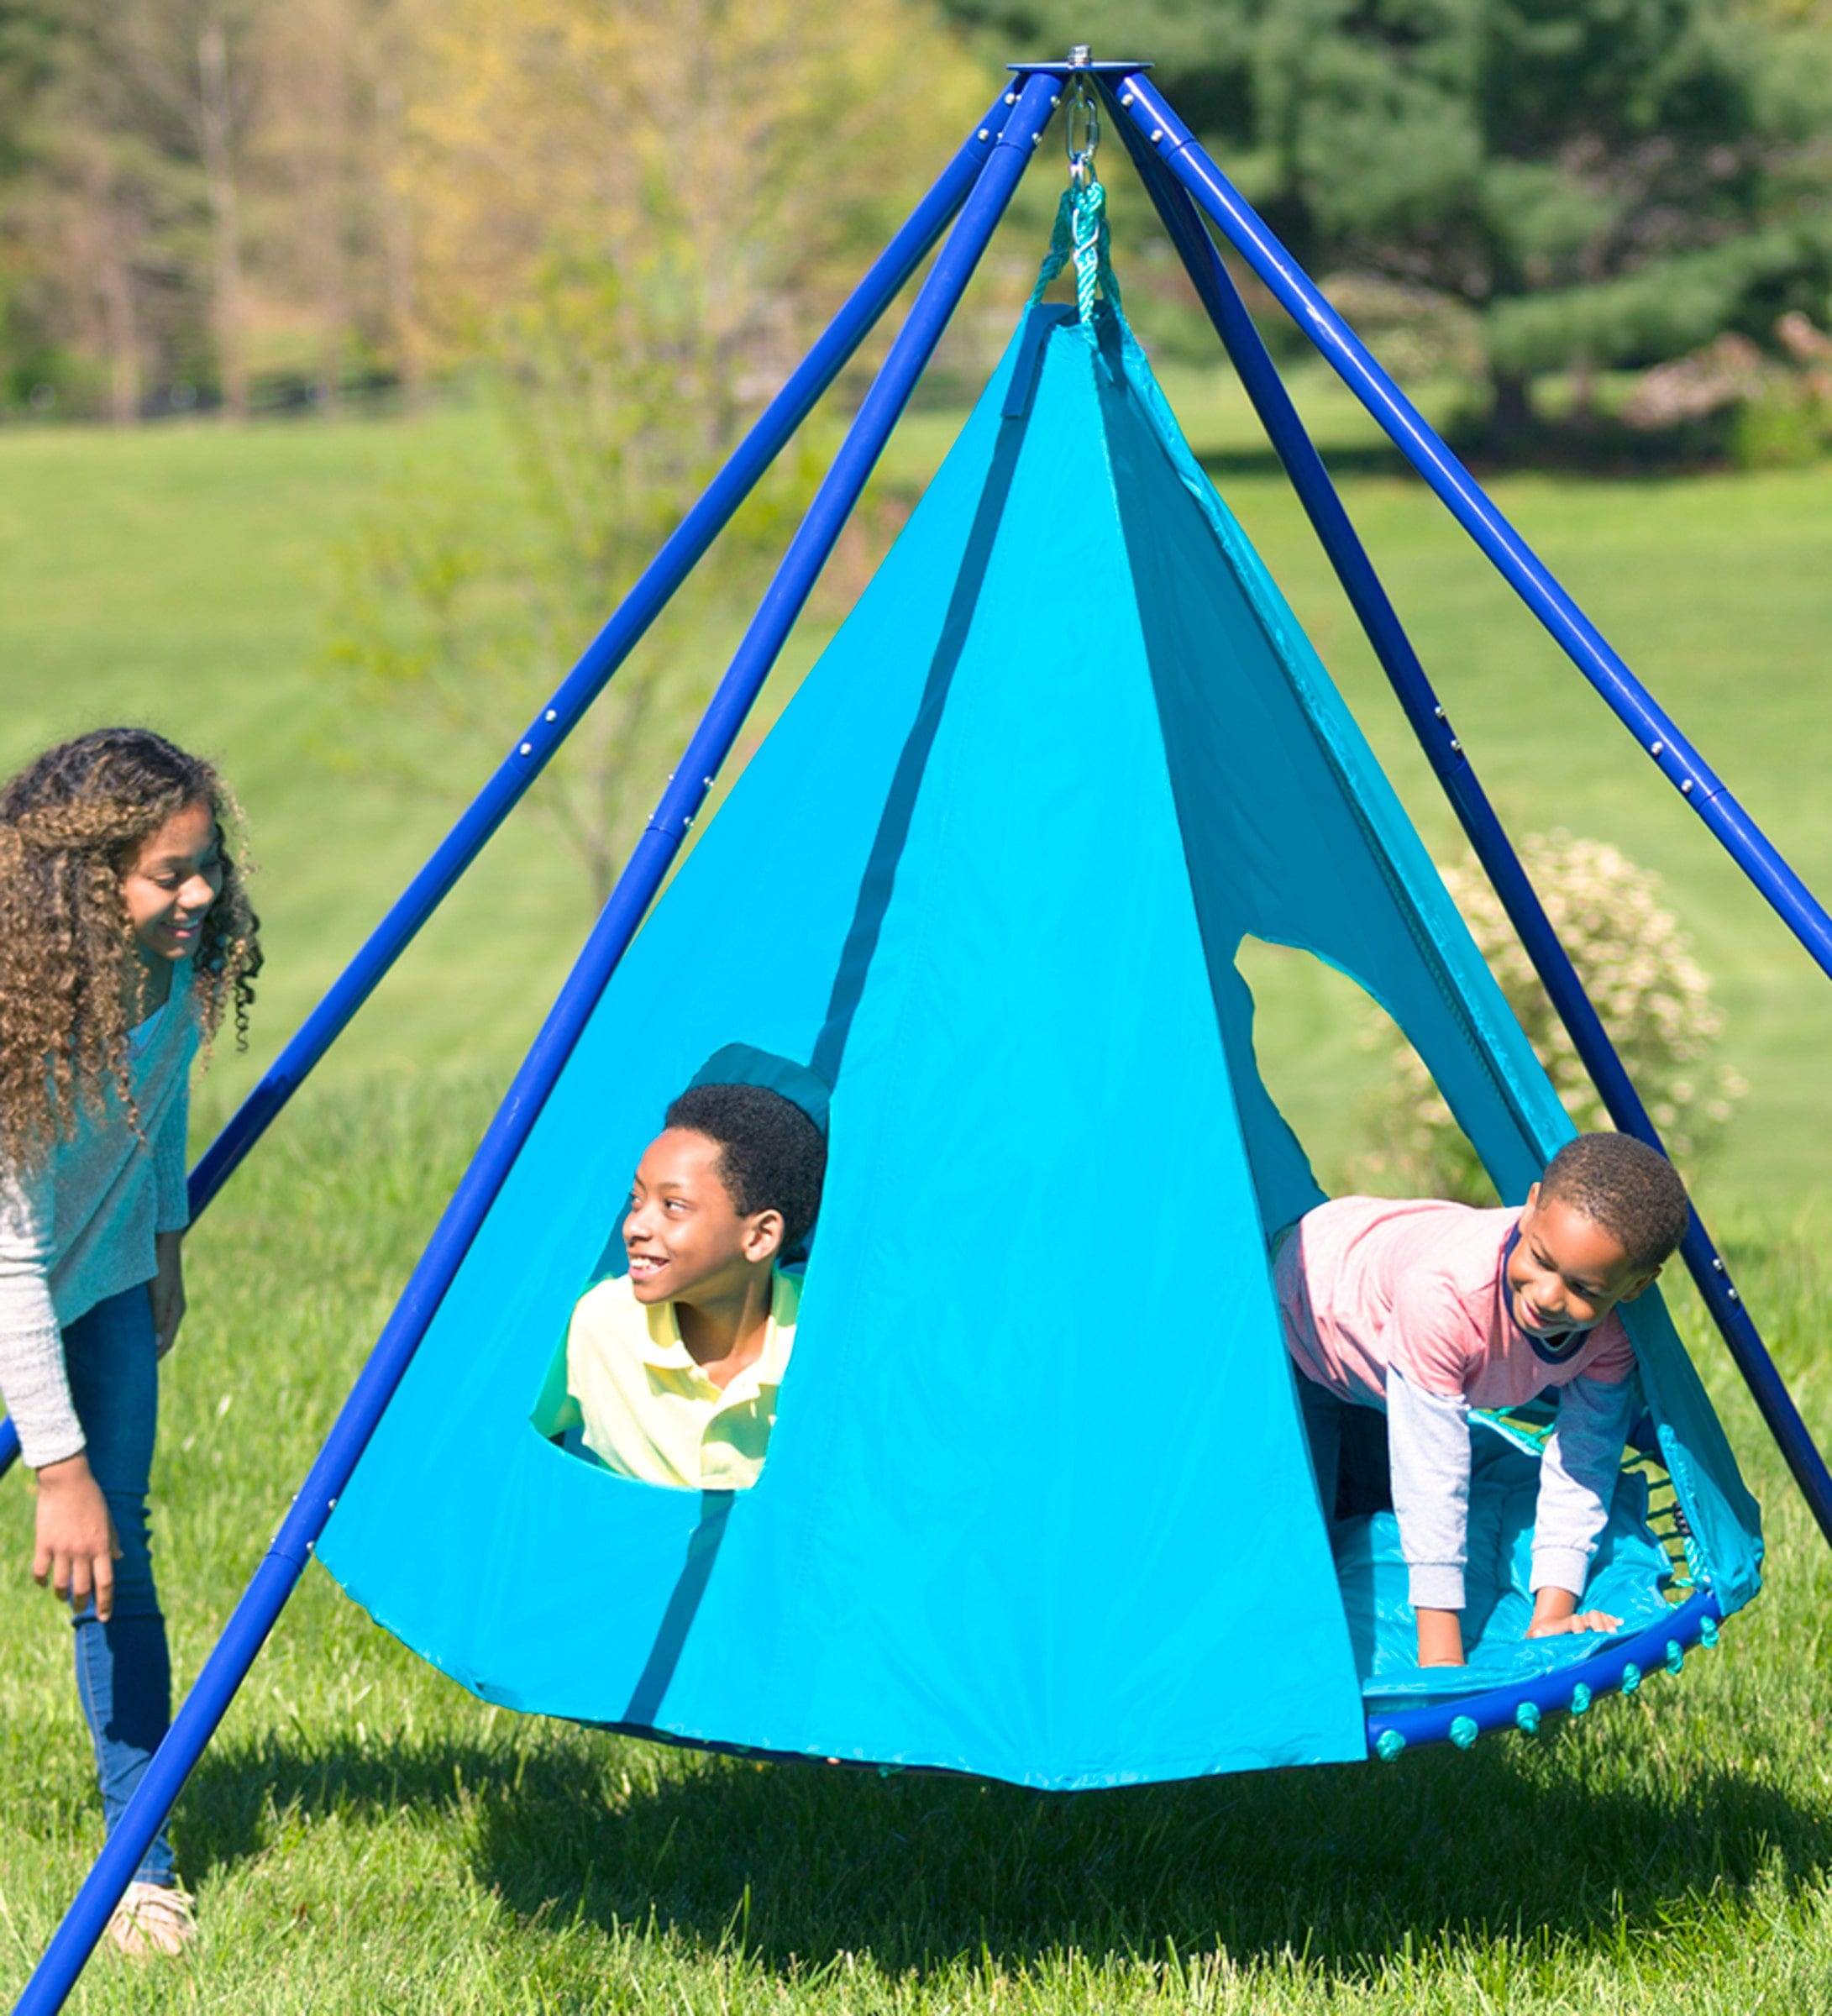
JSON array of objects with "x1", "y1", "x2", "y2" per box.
[{"x1": 1005, "y1": 60, "x2": 1152, "y2": 76}]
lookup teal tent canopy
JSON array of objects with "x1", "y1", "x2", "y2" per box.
[{"x1": 318, "y1": 302, "x2": 1761, "y2": 1789}]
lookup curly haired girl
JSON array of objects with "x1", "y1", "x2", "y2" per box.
[{"x1": 0, "y1": 727, "x2": 259, "y2": 1956}]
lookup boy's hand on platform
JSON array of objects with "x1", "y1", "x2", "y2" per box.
[
  {"x1": 32, "y1": 1453, "x2": 123, "y2": 1622},
  {"x1": 1525, "y1": 1608, "x2": 1621, "y2": 1639},
  {"x1": 1525, "y1": 1587, "x2": 1620, "y2": 1640}
]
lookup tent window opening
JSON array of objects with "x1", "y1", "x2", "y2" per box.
[
  {"x1": 1231, "y1": 933, "x2": 1499, "y2": 1207},
  {"x1": 525, "y1": 1047, "x2": 826, "y2": 1494},
  {"x1": 528, "y1": 1257, "x2": 802, "y2": 1495}
]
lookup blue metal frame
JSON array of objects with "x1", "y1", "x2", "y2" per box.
[
  {"x1": 1103, "y1": 97, "x2": 1832, "y2": 1554},
  {"x1": 1113, "y1": 69, "x2": 1832, "y2": 991},
  {"x1": 0, "y1": 87, "x2": 1021, "y2": 1488},
  {"x1": 15, "y1": 55, "x2": 1829, "y2": 2007},
  {"x1": 9, "y1": 71, "x2": 1062, "y2": 2015}
]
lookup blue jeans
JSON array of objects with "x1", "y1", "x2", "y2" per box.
[
  {"x1": 63, "y1": 1286, "x2": 175, "y2": 1887},
  {"x1": 1296, "y1": 1373, "x2": 1393, "y2": 1523}
]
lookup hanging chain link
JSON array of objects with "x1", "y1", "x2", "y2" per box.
[{"x1": 1065, "y1": 75, "x2": 1099, "y2": 187}]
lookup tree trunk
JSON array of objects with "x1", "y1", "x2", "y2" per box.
[
  {"x1": 98, "y1": 231, "x2": 142, "y2": 426},
  {"x1": 87, "y1": 161, "x2": 141, "y2": 426},
  {"x1": 313, "y1": 201, "x2": 349, "y2": 416},
  {"x1": 375, "y1": 76, "x2": 423, "y2": 407},
  {"x1": 312, "y1": 1, "x2": 353, "y2": 413},
  {"x1": 1570, "y1": 350, "x2": 1598, "y2": 423},
  {"x1": 1488, "y1": 369, "x2": 1535, "y2": 448},
  {"x1": 197, "y1": 18, "x2": 249, "y2": 422}
]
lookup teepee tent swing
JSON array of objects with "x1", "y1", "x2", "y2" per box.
[{"x1": 15, "y1": 52, "x2": 1832, "y2": 2013}]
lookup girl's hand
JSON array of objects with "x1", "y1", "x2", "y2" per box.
[
  {"x1": 150, "y1": 1230, "x2": 186, "y2": 1358},
  {"x1": 32, "y1": 1453, "x2": 121, "y2": 1621}
]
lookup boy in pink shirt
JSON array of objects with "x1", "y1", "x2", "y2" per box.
[{"x1": 1275, "y1": 1132, "x2": 1690, "y2": 1669}]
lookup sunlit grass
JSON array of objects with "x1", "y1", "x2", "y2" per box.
[
  {"x1": 2, "y1": 388, "x2": 1827, "y2": 1210},
  {"x1": 0, "y1": 1082, "x2": 1828, "y2": 2010}
]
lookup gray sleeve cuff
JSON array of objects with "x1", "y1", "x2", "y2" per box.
[
  {"x1": 0, "y1": 1199, "x2": 84, "y2": 1467},
  {"x1": 0, "y1": 1318, "x2": 86, "y2": 1469},
  {"x1": 19, "y1": 1419, "x2": 86, "y2": 1469},
  {"x1": 1530, "y1": 1545, "x2": 1591, "y2": 1598},
  {"x1": 1388, "y1": 1365, "x2": 1471, "y2": 1619},
  {"x1": 1408, "y1": 1562, "x2": 1467, "y2": 1611}
]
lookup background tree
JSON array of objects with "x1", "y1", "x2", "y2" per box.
[
  {"x1": 0, "y1": 0, "x2": 420, "y2": 416},
  {"x1": 323, "y1": 265, "x2": 830, "y2": 910},
  {"x1": 944, "y1": 0, "x2": 1832, "y2": 435},
  {"x1": 1, "y1": 0, "x2": 192, "y2": 421},
  {"x1": 324, "y1": 0, "x2": 984, "y2": 906}
]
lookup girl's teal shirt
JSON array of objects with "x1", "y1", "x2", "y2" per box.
[{"x1": 0, "y1": 959, "x2": 197, "y2": 1467}]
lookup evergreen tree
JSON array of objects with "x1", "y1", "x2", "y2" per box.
[{"x1": 945, "y1": 0, "x2": 1832, "y2": 428}]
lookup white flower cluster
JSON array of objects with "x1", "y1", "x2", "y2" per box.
[{"x1": 1356, "y1": 832, "x2": 1745, "y2": 1201}]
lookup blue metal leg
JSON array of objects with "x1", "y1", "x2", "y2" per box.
[
  {"x1": 1110, "y1": 98, "x2": 1832, "y2": 1553},
  {"x1": 1114, "y1": 70, "x2": 1832, "y2": 992},
  {"x1": 0, "y1": 86, "x2": 1025, "y2": 1491},
  {"x1": 8, "y1": 71, "x2": 1062, "y2": 2014}
]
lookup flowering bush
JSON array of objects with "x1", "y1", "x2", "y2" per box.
[{"x1": 1354, "y1": 832, "x2": 1745, "y2": 1202}]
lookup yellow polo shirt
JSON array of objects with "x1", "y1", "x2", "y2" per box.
[{"x1": 547, "y1": 1268, "x2": 800, "y2": 1491}]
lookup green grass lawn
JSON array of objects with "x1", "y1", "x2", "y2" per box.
[
  {"x1": 2, "y1": 1084, "x2": 1831, "y2": 2012},
  {"x1": 1, "y1": 350, "x2": 1831, "y2": 2008}
]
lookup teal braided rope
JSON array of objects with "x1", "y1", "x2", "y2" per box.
[
  {"x1": 1072, "y1": 178, "x2": 1121, "y2": 327},
  {"x1": 1027, "y1": 188, "x2": 1076, "y2": 306},
  {"x1": 1028, "y1": 180, "x2": 1122, "y2": 339}
]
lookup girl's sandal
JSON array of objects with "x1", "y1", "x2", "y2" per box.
[{"x1": 106, "y1": 1881, "x2": 197, "y2": 1958}]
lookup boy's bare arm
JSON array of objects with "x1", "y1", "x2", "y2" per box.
[{"x1": 1415, "y1": 1608, "x2": 1464, "y2": 1666}]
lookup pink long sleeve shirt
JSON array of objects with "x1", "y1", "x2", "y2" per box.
[{"x1": 1275, "y1": 1197, "x2": 1635, "y2": 1611}]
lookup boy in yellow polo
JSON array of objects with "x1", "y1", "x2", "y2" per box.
[{"x1": 544, "y1": 1079, "x2": 827, "y2": 1491}]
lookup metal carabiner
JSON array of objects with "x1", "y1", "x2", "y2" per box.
[{"x1": 1065, "y1": 76, "x2": 1099, "y2": 187}]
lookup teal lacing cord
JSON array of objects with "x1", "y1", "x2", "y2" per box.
[{"x1": 1028, "y1": 178, "x2": 1122, "y2": 337}]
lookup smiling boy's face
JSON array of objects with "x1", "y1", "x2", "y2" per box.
[
  {"x1": 1506, "y1": 1182, "x2": 1656, "y2": 1338},
  {"x1": 622, "y1": 1126, "x2": 782, "y2": 1307}
]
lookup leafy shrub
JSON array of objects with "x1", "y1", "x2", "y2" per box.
[
  {"x1": 1355, "y1": 832, "x2": 1744, "y2": 1202},
  {"x1": 1730, "y1": 391, "x2": 1832, "y2": 471}
]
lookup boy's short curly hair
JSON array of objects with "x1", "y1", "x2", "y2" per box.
[
  {"x1": 1541, "y1": 1132, "x2": 1689, "y2": 1273},
  {"x1": 664, "y1": 1082, "x2": 827, "y2": 1252}
]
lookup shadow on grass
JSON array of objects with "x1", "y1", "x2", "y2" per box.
[
  {"x1": 181, "y1": 1714, "x2": 1832, "y2": 1980},
  {"x1": 1194, "y1": 443, "x2": 1417, "y2": 485},
  {"x1": 1189, "y1": 416, "x2": 1744, "y2": 489}
]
